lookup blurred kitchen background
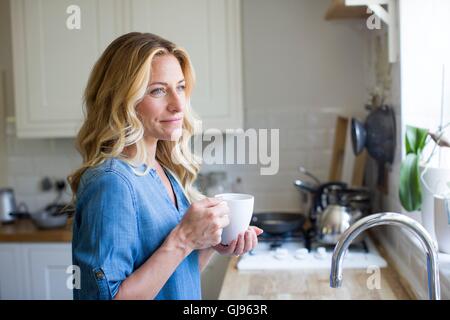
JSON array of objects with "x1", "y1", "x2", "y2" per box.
[{"x1": 1, "y1": 0, "x2": 450, "y2": 300}]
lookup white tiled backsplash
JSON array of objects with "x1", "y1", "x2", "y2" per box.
[
  {"x1": 201, "y1": 106, "x2": 355, "y2": 213},
  {"x1": 5, "y1": 126, "x2": 81, "y2": 211}
]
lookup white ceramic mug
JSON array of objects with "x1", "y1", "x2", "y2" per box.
[
  {"x1": 434, "y1": 195, "x2": 450, "y2": 254},
  {"x1": 214, "y1": 193, "x2": 254, "y2": 245}
]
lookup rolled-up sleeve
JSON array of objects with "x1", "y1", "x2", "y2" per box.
[{"x1": 72, "y1": 170, "x2": 138, "y2": 300}]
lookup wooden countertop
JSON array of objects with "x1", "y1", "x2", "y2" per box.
[
  {"x1": 0, "y1": 218, "x2": 72, "y2": 242},
  {"x1": 218, "y1": 236, "x2": 414, "y2": 300}
]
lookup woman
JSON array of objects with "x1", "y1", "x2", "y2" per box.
[{"x1": 68, "y1": 32, "x2": 263, "y2": 300}]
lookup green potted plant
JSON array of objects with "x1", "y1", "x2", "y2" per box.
[
  {"x1": 399, "y1": 125, "x2": 429, "y2": 212},
  {"x1": 399, "y1": 124, "x2": 450, "y2": 243}
]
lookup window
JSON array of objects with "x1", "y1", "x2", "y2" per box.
[{"x1": 400, "y1": 0, "x2": 450, "y2": 167}]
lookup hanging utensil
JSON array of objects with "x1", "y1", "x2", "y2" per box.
[{"x1": 351, "y1": 105, "x2": 397, "y2": 186}]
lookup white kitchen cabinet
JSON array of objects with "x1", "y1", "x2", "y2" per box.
[
  {"x1": 0, "y1": 243, "x2": 72, "y2": 300},
  {"x1": 128, "y1": 0, "x2": 243, "y2": 131},
  {"x1": 201, "y1": 254, "x2": 230, "y2": 299},
  {"x1": 10, "y1": 0, "x2": 243, "y2": 138},
  {"x1": 0, "y1": 242, "x2": 228, "y2": 300},
  {"x1": 24, "y1": 244, "x2": 73, "y2": 300},
  {"x1": 0, "y1": 245, "x2": 25, "y2": 299},
  {"x1": 10, "y1": 0, "x2": 125, "y2": 138}
]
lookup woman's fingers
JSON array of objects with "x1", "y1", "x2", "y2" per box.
[
  {"x1": 213, "y1": 239, "x2": 237, "y2": 254},
  {"x1": 233, "y1": 233, "x2": 245, "y2": 256},
  {"x1": 249, "y1": 226, "x2": 264, "y2": 236},
  {"x1": 213, "y1": 227, "x2": 261, "y2": 256},
  {"x1": 217, "y1": 214, "x2": 230, "y2": 228},
  {"x1": 250, "y1": 227, "x2": 258, "y2": 250},
  {"x1": 234, "y1": 228, "x2": 261, "y2": 256},
  {"x1": 227, "y1": 239, "x2": 238, "y2": 253},
  {"x1": 197, "y1": 197, "x2": 223, "y2": 208},
  {"x1": 245, "y1": 227, "x2": 258, "y2": 252},
  {"x1": 243, "y1": 230, "x2": 252, "y2": 253}
]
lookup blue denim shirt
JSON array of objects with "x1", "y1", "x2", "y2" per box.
[{"x1": 72, "y1": 157, "x2": 201, "y2": 300}]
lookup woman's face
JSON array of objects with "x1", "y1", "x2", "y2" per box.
[{"x1": 136, "y1": 54, "x2": 186, "y2": 141}]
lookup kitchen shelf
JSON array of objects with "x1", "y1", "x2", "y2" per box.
[
  {"x1": 325, "y1": 0, "x2": 398, "y2": 62},
  {"x1": 324, "y1": 0, "x2": 370, "y2": 20}
]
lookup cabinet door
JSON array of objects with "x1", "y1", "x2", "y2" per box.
[
  {"x1": 128, "y1": 0, "x2": 243, "y2": 131},
  {"x1": 10, "y1": 0, "x2": 125, "y2": 138},
  {"x1": 0, "y1": 245, "x2": 25, "y2": 299},
  {"x1": 11, "y1": 0, "x2": 243, "y2": 137},
  {"x1": 24, "y1": 243, "x2": 73, "y2": 300},
  {"x1": 201, "y1": 254, "x2": 230, "y2": 299}
]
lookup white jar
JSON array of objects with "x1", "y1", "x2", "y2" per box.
[
  {"x1": 434, "y1": 195, "x2": 450, "y2": 254},
  {"x1": 420, "y1": 166, "x2": 450, "y2": 244}
]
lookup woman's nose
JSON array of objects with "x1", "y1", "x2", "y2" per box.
[{"x1": 167, "y1": 89, "x2": 184, "y2": 112}]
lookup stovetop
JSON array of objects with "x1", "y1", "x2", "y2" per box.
[
  {"x1": 256, "y1": 227, "x2": 368, "y2": 253},
  {"x1": 237, "y1": 227, "x2": 387, "y2": 270}
]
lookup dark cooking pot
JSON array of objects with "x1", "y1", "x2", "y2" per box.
[
  {"x1": 251, "y1": 212, "x2": 305, "y2": 235},
  {"x1": 10, "y1": 203, "x2": 74, "y2": 229},
  {"x1": 294, "y1": 180, "x2": 348, "y2": 221}
]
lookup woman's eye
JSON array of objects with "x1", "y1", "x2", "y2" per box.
[
  {"x1": 177, "y1": 85, "x2": 186, "y2": 93},
  {"x1": 149, "y1": 88, "x2": 166, "y2": 97}
]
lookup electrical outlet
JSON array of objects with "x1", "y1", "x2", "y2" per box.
[
  {"x1": 40, "y1": 177, "x2": 66, "y2": 192},
  {"x1": 41, "y1": 177, "x2": 53, "y2": 191},
  {"x1": 55, "y1": 179, "x2": 66, "y2": 191}
]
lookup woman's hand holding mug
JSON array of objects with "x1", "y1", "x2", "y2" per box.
[
  {"x1": 213, "y1": 226, "x2": 263, "y2": 256},
  {"x1": 176, "y1": 197, "x2": 230, "y2": 250},
  {"x1": 212, "y1": 193, "x2": 263, "y2": 256}
]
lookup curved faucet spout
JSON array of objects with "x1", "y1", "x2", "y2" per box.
[{"x1": 330, "y1": 212, "x2": 440, "y2": 300}]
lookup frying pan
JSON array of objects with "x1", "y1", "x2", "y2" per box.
[
  {"x1": 251, "y1": 212, "x2": 305, "y2": 235},
  {"x1": 351, "y1": 105, "x2": 396, "y2": 185},
  {"x1": 351, "y1": 118, "x2": 366, "y2": 155},
  {"x1": 351, "y1": 105, "x2": 396, "y2": 163}
]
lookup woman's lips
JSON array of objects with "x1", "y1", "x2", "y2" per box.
[{"x1": 160, "y1": 118, "x2": 182, "y2": 123}]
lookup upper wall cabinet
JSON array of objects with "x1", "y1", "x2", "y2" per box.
[
  {"x1": 10, "y1": 0, "x2": 243, "y2": 138},
  {"x1": 10, "y1": 0, "x2": 125, "y2": 138}
]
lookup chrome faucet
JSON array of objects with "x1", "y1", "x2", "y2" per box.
[{"x1": 330, "y1": 212, "x2": 440, "y2": 300}]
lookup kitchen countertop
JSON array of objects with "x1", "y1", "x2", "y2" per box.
[
  {"x1": 0, "y1": 218, "x2": 72, "y2": 242},
  {"x1": 218, "y1": 236, "x2": 414, "y2": 300}
]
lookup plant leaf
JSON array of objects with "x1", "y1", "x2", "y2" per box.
[
  {"x1": 399, "y1": 153, "x2": 422, "y2": 211},
  {"x1": 405, "y1": 125, "x2": 428, "y2": 155},
  {"x1": 405, "y1": 125, "x2": 415, "y2": 154},
  {"x1": 415, "y1": 127, "x2": 428, "y2": 154}
]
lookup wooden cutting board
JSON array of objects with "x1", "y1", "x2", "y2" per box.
[{"x1": 329, "y1": 116, "x2": 368, "y2": 187}]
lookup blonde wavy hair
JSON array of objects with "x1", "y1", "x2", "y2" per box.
[{"x1": 67, "y1": 32, "x2": 204, "y2": 204}]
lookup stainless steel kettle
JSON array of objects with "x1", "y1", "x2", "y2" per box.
[
  {"x1": 317, "y1": 204, "x2": 362, "y2": 244},
  {"x1": 0, "y1": 188, "x2": 17, "y2": 224}
]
